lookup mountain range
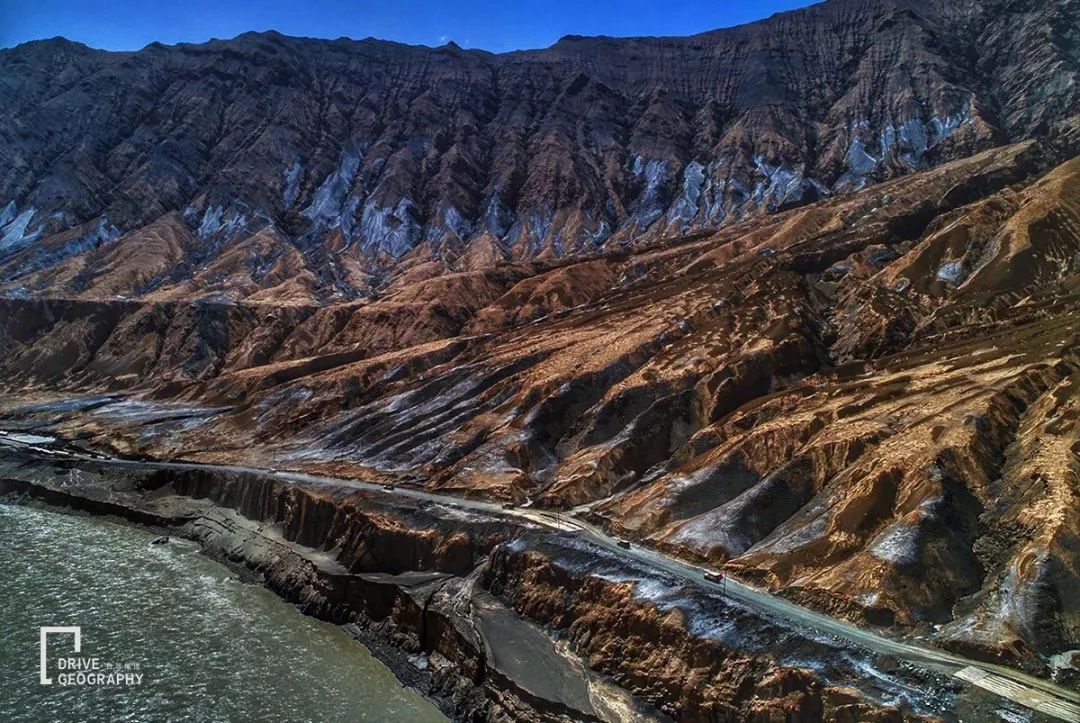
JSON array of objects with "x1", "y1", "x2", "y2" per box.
[
  {"x1": 2, "y1": 0, "x2": 1080, "y2": 719},
  {"x1": 1, "y1": 0, "x2": 1076, "y2": 301}
]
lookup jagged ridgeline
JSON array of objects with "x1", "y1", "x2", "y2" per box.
[{"x1": 1, "y1": 0, "x2": 1076, "y2": 301}]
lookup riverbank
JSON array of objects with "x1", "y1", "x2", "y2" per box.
[
  {"x1": 0, "y1": 436, "x2": 1041, "y2": 722},
  {"x1": 0, "y1": 501, "x2": 447, "y2": 722},
  {"x1": 0, "y1": 491, "x2": 463, "y2": 716},
  {"x1": 0, "y1": 476, "x2": 497, "y2": 721},
  {"x1": 0, "y1": 447, "x2": 665, "y2": 722}
]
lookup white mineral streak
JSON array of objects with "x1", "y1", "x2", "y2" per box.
[
  {"x1": 629, "y1": 156, "x2": 670, "y2": 229},
  {"x1": 0, "y1": 207, "x2": 42, "y2": 252},
  {"x1": 666, "y1": 161, "x2": 706, "y2": 228},
  {"x1": 282, "y1": 161, "x2": 302, "y2": 208}
]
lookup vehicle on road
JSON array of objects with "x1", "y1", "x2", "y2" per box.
[
  {"x1": 383, "y1": 484, "x2": 396, "y2": 491},
  {"x1": 616, "y1": 539, "x2": 632, "y2": 549},
  {"x1": 703, "y1": 571, "x2": 725, "y2": 583}
]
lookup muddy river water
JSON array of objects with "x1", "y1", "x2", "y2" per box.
[{"x1": 0, "y1": 503, "x2": 446, "y2": 722}]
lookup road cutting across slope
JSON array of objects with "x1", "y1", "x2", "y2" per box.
[{"x1": 4, "y1": 433, "x2": 1079, "y2": 721}]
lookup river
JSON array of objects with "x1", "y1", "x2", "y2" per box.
[{"x1": 0, "y1": 503, "x2": 446, "y2": 722}]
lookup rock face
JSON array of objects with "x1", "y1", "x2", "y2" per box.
[{"x1": 1, "y1": 0, "x2": 1078, "y2": 300}]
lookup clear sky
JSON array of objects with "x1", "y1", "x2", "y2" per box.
[{"x1": 1, "y1": 0, "x2": 817, "y2": 53}]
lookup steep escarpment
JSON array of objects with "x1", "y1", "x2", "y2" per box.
[{"x1": 1, "y1": 0, "x2": 1078, "y2": 300}]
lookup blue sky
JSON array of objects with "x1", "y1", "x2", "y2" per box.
[{"x1": 1, "y1": 0, "x2": 817, "y2": 53}]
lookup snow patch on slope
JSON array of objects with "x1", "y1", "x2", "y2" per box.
[
  {"x1": 666, "y1": 161, "x2": 706, "y2": 228},
  {"x1": 869, "y1": 524, "x2": 921, "y2": 565},
  {"x1": 303, "y1": 147, "x2": 363, "y2": 229},
  {"x1": 197, "y1": 205, "x2": 248, "y2": 241},
  {"x1": 425, "y1": 202, "x2": 473, "y2": 244},
  {"x1": 483, "y1": 195, "x2": 515, "y2": 238},
  {"x1": 358, "y1": 198, "x2": 421, "y2": 257},
  {"x1": 0, "y1": 207, "x2": 42, "y2": 253},
  {"x1": 629, "y1": 156, "x2": 670, "y2": 229},
  {"x1": 935, "y1": 261, "x2": 965, "y2": 285}
]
